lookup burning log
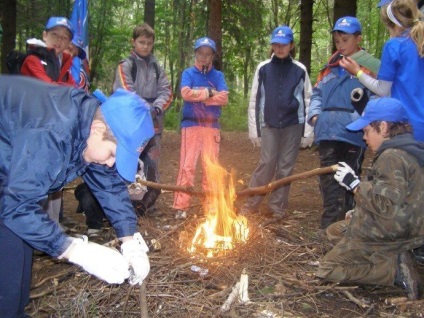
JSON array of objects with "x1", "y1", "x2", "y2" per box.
[{"x1": 133, "y1": 165, "x2": 338, "y2": 198}]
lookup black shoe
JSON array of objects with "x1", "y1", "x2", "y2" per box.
[{"x1": 395, "y1": 251, "x2": 424, "y2": 300}]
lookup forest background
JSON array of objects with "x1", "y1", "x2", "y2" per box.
[{"x1": 0, "y1": 0, "x2": 388, "y2": 131}]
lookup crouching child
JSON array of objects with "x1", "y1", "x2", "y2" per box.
[{"x1": 316, "y1": 97, "x2": 424, "y2": 300}]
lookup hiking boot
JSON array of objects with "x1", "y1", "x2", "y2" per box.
[{"x1": 395, "y1": 251, "x2": 424, "y2": 300}]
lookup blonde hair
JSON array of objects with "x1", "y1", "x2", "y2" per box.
[
  {"x1": 381, "y1": 0, "x2": 424, "y2": 56},
  {"x1": 93, "y1": 107, "x2": 117, "y2": 143}
]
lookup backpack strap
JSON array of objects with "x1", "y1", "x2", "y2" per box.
[{"x1": 128, "y1": 55, "x2": 160, "y2": 84}]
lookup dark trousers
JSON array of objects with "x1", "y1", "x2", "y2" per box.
[
  {"x1": 74, "y1": 182, "x2": 104, "y2": 229},
  {"x1": 0, "y1": 219, "x2": 33, "y2": 317},
  {"x1": 134, "y1": 134, "x2": 162, "y2": 214},
  {"x1": 318, "y1": 140, "x2": 365, "y2": 229}
]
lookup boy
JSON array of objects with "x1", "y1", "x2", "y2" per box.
[
  {"x1": 113, "y1": 23, "x2": 173, "y2": 216},
  {"x1": 307, "y1": 16, "x2": 380, "y2": 231},
  {"x1": 0, "y1": 76, "x2": 154, "y2": 317},
  {"x1": 21, "y1": 16, "x2": 76, "y2": 86},
  {"x1": 66, "y1": 33, "x2": 90, "y2": 92},
  {"x1": 317, "y1": 97, "x2": 424, "y2": 300}
]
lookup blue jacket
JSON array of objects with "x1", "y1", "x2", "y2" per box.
[
  {"x1": 0, "y1": 76, "x2": 137, "y2": 257},
  {"x1": 180, "y1": 66, "x2": 228, "y2": 129},
  {"x1": 308, "y1": 54, "x2": 370, "y2": 147}
]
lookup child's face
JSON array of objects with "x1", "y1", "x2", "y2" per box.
[
  {"x1": 43, "y1": 27, "x2": 72, "y2": 55},
  {"x1": 271, "y1": 42, "x2": 294, "y2": 59},
  {"x1": 195, "y1": 47, "x2": 214, "y2": 65},
  {"x1": 333, "y1": 32, "x2": 361, "y2": 57},
  {"x1": 83, "y1": 120, "x2": 117, "y2": 168},
  {"x1": 132, "y1": 35, "x2": 154, "y2": 57},
  {"x1": 64, "y1": 43, "x2": 79, "y2": 57},
  {"x1": 362, "y1": 123, "x2": 388, "y2": 152}
]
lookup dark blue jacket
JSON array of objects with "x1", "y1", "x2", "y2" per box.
[{"x1": 0, "y1": 76, "x2": 137, "y2": 257}]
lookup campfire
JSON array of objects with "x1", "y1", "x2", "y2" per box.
[{"x1": 188, "y1": 156, "x2": 249, "y2": 257}]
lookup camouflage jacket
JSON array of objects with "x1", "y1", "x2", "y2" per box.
[{"x1": 344, "y1": 134, "x2": 424, "y2": 253}]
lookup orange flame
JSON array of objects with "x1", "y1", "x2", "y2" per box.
[{"x1": 189, "y1": 155, "x2": 249, "y2": 257}]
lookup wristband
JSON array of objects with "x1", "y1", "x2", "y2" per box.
[
  {"x1": 207, "y1": 87, "x2": 213, "y2": 98},
  {"x1": 356, "y1": 70, "x2": 364, "y2": 78}
]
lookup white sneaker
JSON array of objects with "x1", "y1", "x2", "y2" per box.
[{"x1": 175, "y1": 210, "x2": 187, "y2": 220}]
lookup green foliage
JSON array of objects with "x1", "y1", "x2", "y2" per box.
[{"x1": 220, "y1": 89, "x2": 248, "y2": 131}]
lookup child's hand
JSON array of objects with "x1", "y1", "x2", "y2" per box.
[{"x1": 340, "y1": 56, "x2": 360, "y2": 76}]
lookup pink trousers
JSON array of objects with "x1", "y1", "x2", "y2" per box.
[{"x1": 173, "y1": 126, "x2": 220, "y2": 210}]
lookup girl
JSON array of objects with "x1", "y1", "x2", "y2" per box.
[
  {"x1": 241, "y1": 25, "x2": 312, "y2": 221},
  {"x1": 341, "y1": 0, "x2": 424, "y2": 141}
]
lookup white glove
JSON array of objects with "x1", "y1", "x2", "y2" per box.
[
  {"x1": 121, "y1": 232, "x2": 150, "y2": 285},
  {"x1": 345, "y1": 209, "x2": 355, "y2": 220},
  {"x1": 250, "y1": 137, "x2": 261, "y2": 148},
  {"x1": 334, "y1": 162, "x2": 360, "y2": 191},
  {"x1": 65, "y1": 236, "x2": 130, "y2": 284}
]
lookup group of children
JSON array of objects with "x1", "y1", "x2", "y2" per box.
[{"x1": 1, "y1": 0, "x2": 424, "y2": 315}]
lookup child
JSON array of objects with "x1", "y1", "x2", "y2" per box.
[
  {"x1": 317, "y1": 97, "x2": 424, "y2": 300},
  {"x1": 240, "y1": 25, "x2": 312, "y2": 221},
  {"x1": 172, "y1": 37, "x2": 229, "y2": 219},
  {"x1": 0, "y1": 76, "x2": 153, "y2": 316},
  {"x1": 21, "y1": 16, "x2": 76, "y2": 86},
  {"x1": 113, "y1": 23, "x2": 173, "y2": 216},
  {"x1": 307, "y1": 16, "x2": 380, "y2": 230},
  {"x1": 340, "y1": 0, "x2": 424, "y2": 141}
]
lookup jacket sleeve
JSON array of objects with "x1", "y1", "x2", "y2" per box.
[
  {"x1": 152, "y1": 64, "x2": 173, "y2": 113},
  {"x1": 82, "y1": 164, "x2": 138, "y2": 238},
  {"x1": 307, "y1": 79, "x2": 323, "y2": 125},
  {"x1": 248, "y1": 62, "x2": 262, "y2": 139},
  {"x1": 113, "y1": 59, "x2": 136, "y2": 93},
  {"x1": 302, "y1": 65, "x2": 314, "y2": 138},
  {"x1": 0, "y1": 129, "x2": 70, "y2": 257},
  {"x1": 21, "y1": 55, "x2": 58, "y2": 84},
  {"x1": 204, "y1": 71, "x2": 229, "y2": 106}
]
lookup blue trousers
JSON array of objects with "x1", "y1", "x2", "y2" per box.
[{"x1": 0, "y1": 219, "x2": 33, "y2": 317}]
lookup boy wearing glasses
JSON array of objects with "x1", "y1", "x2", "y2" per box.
[{"x1": 21, "y1": 16, "x2": 76, "y2": 86}]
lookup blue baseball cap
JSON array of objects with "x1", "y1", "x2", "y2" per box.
[
  {"x1": 71, "y1": 34, "x2": 86, "y2": 60},
  {"x1": 377, "y1": 0, "x2": 391, "y2": 7},
  {"x1": 45, "y1": 17, "x2": 74, "y2": 38},
  {"x1": 101, "y1": 89, "x2": 155, "y2": 182},
  {"x1": 270, "y1": 26, "x2": 294, "y2": 44},
  {"x1": 332, "y1": 16, "x2": 362, "y2": 34},
  {"x1": 194, "y1": 37, "x2": 216, "y2": 52},
  {"x1": 346, "y1": 98, "x2": 408, "y2": 131}
]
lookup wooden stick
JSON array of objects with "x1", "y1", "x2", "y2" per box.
[
  {"x1": 135, "y1": 165, "x2": 338, "y2": 198},
  {"x1": 236, "y1": 165, "x2": 338, "y2": 198}
]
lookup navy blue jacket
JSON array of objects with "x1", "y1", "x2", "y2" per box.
[{"x1": 0, "y1": 76, "x2": 137, "y2": 257}]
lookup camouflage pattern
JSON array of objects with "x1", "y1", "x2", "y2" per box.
[{"x1": 317, "y1": 147, "x2": 424, "y2": 286}]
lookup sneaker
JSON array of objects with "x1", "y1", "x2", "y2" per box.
[
  {"x1": 175, "y1": 210, "x2": 187, "y2": 220},
  {"x1": 87, "y1": 228, "x2": 102, "y2": 238},
  {"x1": 395, "y1": 251, "x2": 424, "y2": 300}
]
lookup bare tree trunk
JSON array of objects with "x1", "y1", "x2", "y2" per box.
[
  {"x1": 1, "y1": 0, "x2": 17, "y2": 74},
  {"x1": 299, "y1": 0, "x2": 314, "y2": 74},
  {"x1": 144, "y1": 0, "x2": 155, "y2": 29},
  {"x1": 333, "y1": 0, "x2": 357, "y2": 25},
  {"x1": 207, "y1": 0, "x2": 223, "y2": 71}
]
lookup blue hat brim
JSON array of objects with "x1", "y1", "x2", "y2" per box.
[
  {"x1": 77, "y1": 48, "x2": 86, "y2": 60},
  {"x1": 271, "y1": 38, "x2": 292, "y2": 45},
  {"x1": 346, "y1": 118, "x2": 370, "y2": 131},
  {"x1": 115, "y1": 143, "x2": 139, "y2": 182}
]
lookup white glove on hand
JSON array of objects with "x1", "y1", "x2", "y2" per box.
[
  {"x1": 65, "y1": 236, "x2": 130, "y2": 284},
  {"x1": 250, "y1": 137, "x2": 261, "y2": 148},
  {"x1": 121, "y1": 232, "x2": 150, "y2": 285},
  {"x1": 334, "y1": 162, "x2": 360, "y2": 191}
]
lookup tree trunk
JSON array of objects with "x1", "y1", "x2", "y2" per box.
[
  {"x1": 1, "y1": 0, "x2": 17, "y2": 74},
  {"x1": 144, "y1": 0, "x2": 155, "y2": 29},
  {"x1": 299, "y1": 0, "x2": 314, "y2": 74},
  {"x1": 333, "y1": 0, "x2": 357, "y2": 25},
  {"x1": 208, "y1": 0, "x2": 223, "y2": 71}
]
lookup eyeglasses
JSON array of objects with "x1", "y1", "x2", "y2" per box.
[{"x1": 48, "y1": 31, "x2": 71, "y2": 43}]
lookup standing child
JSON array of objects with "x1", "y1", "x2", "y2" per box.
[
  {"x1": 317, "y1": 97, "x2": 424, "y2": 300},
  {"x1": 21, "y1": 17, "x2": 76, "y2": 86},
  {"x1": 113, "y1": 23, "x2": 173, "y2": 216},
  {"x1": 66, "y1": 34, "x2": 90, "y2": 92},
  {"x1": 240, "y1": 25, "x2": 312, "y2": 221},
  {"x1": 340, "y1": 0, "x2": 424, "y2": 142},
  {"x1": 172, "y1": 37, "x2": 229, "y2": 219},
  {"x1": 307, "y1": 16, "x2": 380, "y2": 231}
]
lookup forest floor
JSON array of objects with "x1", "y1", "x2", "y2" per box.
[{"x1": 27, "y1": 131, "x2": 424, "y2": 317}]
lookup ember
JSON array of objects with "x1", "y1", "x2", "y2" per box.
[{"x1": 189, "y1": 156, "x2": 249, "y2": 257}]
